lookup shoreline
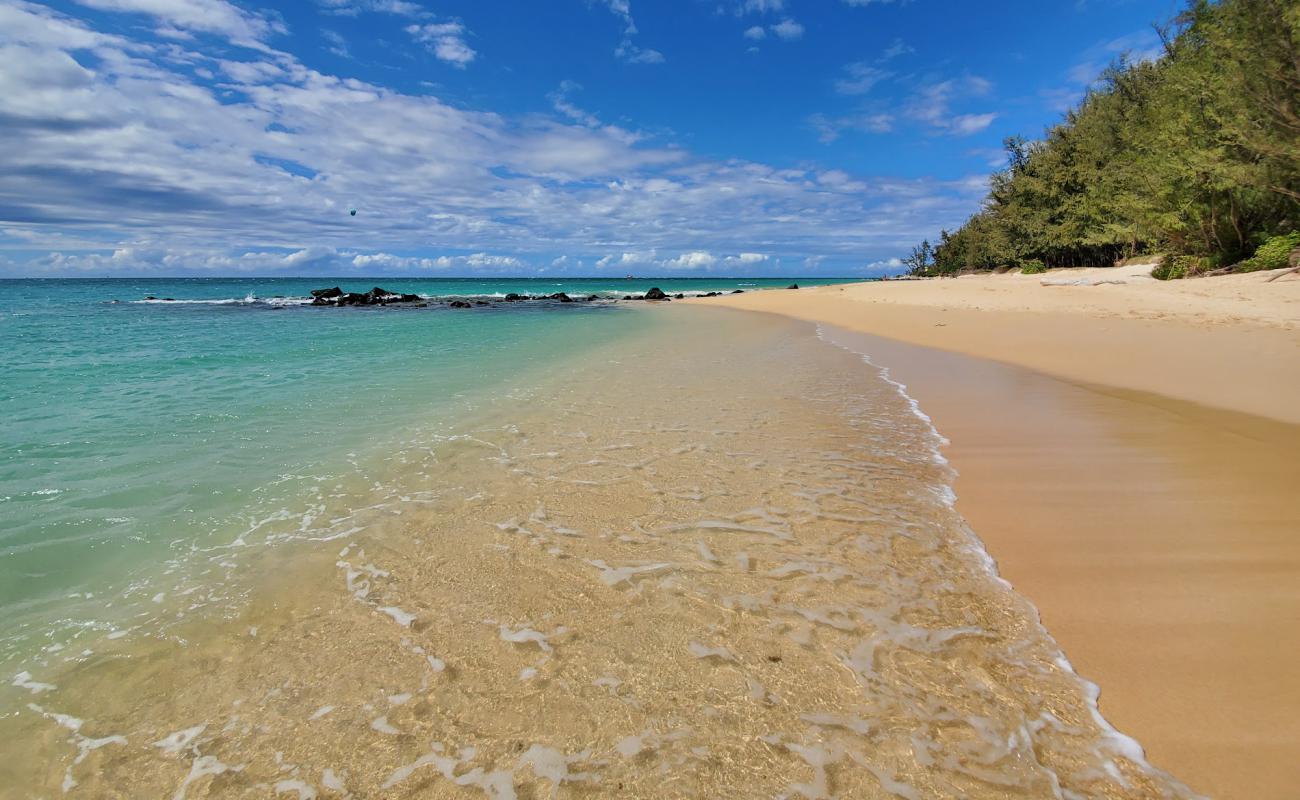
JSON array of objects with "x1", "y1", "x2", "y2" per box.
[{"x1": 700, "y1": 272, "x2": 1300, "y2": 798}]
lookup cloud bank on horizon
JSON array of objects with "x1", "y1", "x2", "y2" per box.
[{"x1": 0, "y1": 0, "x2": 1171, "y2": 277}]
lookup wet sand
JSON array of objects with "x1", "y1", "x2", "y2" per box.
[
  {"x1": 707, "y1": 276, "x2": 1300, "y2": 798},
  {"x1": 0, "y1": 306, "x2": 1197, "y2": 799}
]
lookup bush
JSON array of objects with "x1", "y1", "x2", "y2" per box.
[
  {"x1": 1238, "y1": 232, "x2": 1300, "y2": 272},
  {"x1": 1152, "y1": 255, "x2": 1202, "y2": 280},
  {"x1": 1019, "y1": 259, "x2": 1047, "y2": 275}
]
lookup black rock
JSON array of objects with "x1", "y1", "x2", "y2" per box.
[
  {"x1": 475, "y1": 300, "x2": 490, "y2": 306},
  {"x1": 448, "y1": 300, "x2": 472, "y2": 308},
  {"x1": 787, "y1": 283, "x2": 799, "y2": 290},
  {"x1": 644, "y1": 287, "x2": 668, "y2": 300},
  {"x1": 144, "y1": 295, "x2": 157, "y2": 300},
  {"x1": 731, "y1": 289, "x2": 745, "y2": 294},
  {"x1": 163, "y1": 298, "x2": 175, "y2": 301},
  {"x1": 548, "y1": 292, "x2": 573, "y2": 302},
  {"x1": 674, "y1": 293, "x2": 684, "y2": 299},
  {"x1": 399, "y1": 293, "x2": 421, "y2": 302},
  {"x1": 311, "y1": 286, "x2": 343, "y2": 299},
  {"x1": 504, "y1": 293, "x2": 524, "y2": 302},
  {"x1": 623, "y1": 295, "x2": 634, "y2": 300},
  {"x1": 310, "y1": 296, "x2": 335, "y2": 306},
  {"x1": 587, "y1": 294, "x2": 599, "y2": 301},
  {"x1": 337, "y1": 292, "x2": 369, "y2": 306}
]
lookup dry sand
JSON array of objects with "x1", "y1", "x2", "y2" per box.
[{"x1": 700, "y1": 265, "x2": 1300, "y2": 798}]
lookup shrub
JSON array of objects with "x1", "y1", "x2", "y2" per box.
[
  {"x1": 1238, "y1": 232, "x2": 1300, "y2": 273},
  {"x1": 1019, "y1": 259, "x2": 1047, "y2": 275},
  {"x1": 1152, "y1": 255, "x2": 1202, "y2": 280}
]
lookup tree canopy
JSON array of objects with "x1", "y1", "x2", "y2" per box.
[{"x1": 911, "y1": 0, "x2": 1299, "y2": 277}]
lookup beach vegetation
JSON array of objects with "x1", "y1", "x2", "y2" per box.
[
  {"x1": 907, "y1": 0, "x2": 1299, "y2": 278},
  {"x1": 1019, "y1": 259, "x2": 1047, "y2": 275},
  {"x1": 1238, "y1": 232, "x2": 1300, "y2": 272}
]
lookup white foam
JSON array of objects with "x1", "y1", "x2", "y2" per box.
[
  {"x1": 154, "y1": 724, "x2": 206, "y2": 756},
  {"x1": 498, "y1": 624, "x2": 552, "y2": 653},
  {"x1": 687, "y1": 641, "x2": 737, "y2": 662},
  {"x1": 378, "y1": 606, "x2": 416, "y2": 627},
  {"x1": 12, "y1": 671, "x2": 55, "y2": 694}
]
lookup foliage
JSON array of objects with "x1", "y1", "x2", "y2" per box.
[
  {"x1": 1238, "y1": 232, "x2": 1300, "y2": 272},
  {"x1": 1019, "y1": 259, "x2": 1047, "y2": 274},
  {"x1": 906, "y1": 0, "x2": 1299, "y2": 277},
  {"x1": 1152, "y1": 255, "x2": 1204, "y2": 280}
]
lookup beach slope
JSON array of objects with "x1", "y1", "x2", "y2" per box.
[{"x1": 701, "y1": 267, "x2": 1300, "y2": 798}]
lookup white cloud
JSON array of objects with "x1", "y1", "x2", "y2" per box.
[
  {"x1": 321, "y1": 29, "x2": 349, "y2": 58},
  {"x1": 771, "y1": 19, "x2": 803, "y2": 40},
  {"x1": 810, "y1": 112, "x2": 894, "y2": 142},
  {"x1": 948, "y1": 113, "x2": 998, "y2": 135},
  {"x1": 905, "y1": 76, "x2": 997, "y2": 136},
  {"x1": 73, "y1": 0, "x2": 281, "y2": 46},
  {"x1": 835, "y1": 63, "x2": 890, "y2": 95},
  {"x1": 0, "y1": 1, "x2": 989, "y2": 277},
  {"x1": 665, "y1": 250, "x2": 717, "y2": 269},
  {"x1": 406, "y1": 21, "x2": 476, "y2": 67},
  {"x1": 879, "y1": 38, "x2": 912, "y2": 62},
  {"x1": 600, "y1": 0, "x2": 664, "y2": 64},
  {"x1": 742, "y1": 25, "x2": 766, "y2": 41},
  {"x1": 317, "y1": 0, "x2": 425, "y2": 17}
]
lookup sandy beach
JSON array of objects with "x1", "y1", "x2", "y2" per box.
[{"x1": 704, "y1": 266, "x2": 1300, "y2": 798}]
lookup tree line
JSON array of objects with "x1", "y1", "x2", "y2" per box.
[{"x1": 904, "y1": 0, "x2": 1299, "y2": 278}]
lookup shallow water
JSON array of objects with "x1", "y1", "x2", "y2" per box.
[{"x1": 1, "y1": 292, "x2": 1196, "y2": 798}]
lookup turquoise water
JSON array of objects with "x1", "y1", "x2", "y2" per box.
[{"x1": 0, "y1": 277, "x2": 851, "y2": 663}]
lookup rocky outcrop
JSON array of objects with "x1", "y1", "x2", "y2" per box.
[
  {"x1": 644, "y1": 287, "x2": 668, "y2": 300},
  {"x1": 786, "y1": 283, "x2": 799, "y2": 289},
  {"x1": 311, "y1": 286, "x2": 424, "y2": 306}
]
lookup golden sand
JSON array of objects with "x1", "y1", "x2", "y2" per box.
[{"x1": 704, "y1": 269, "x2": 1300, "y2": 798}]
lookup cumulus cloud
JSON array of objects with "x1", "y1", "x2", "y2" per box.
[
  {"x1": 771, "y1": 19, "x2": 803, "y2": 40},
  {"x1": 0, "y1": 1, "x2": 986, "y2": 276},
  {"x1": 665, "y1": 250, "x2": 717, "y2": 269},
  {"x1": 742, "y1": 25, "x2": 766, "y2": 41},
  {"x1": 406, "y1": 21, "x2": 476, "y2": 67}
]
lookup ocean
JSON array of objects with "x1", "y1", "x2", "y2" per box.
[{"x1": 0, "y1": 278, "x2": 1195, "y2": 798}]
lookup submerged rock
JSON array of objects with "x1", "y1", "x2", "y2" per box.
[
  {"x1": 448, "y1": 300, "x2": 472, "y2": 308},
  {"x1": 731, "y1": 289, "x2": 745, "y2": 294}
]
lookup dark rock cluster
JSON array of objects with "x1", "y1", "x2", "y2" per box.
[{"x1": 310, "y1": 286, "x2": 423, "y2": 306}]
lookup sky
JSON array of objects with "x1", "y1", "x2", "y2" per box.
[{"x1": 0, "y1": 0, "x2": 1178, "y2": 278}]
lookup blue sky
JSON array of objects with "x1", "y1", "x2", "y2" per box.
[{"x1": 0, "y1": 0, "x2": 1177, "y2": 277}]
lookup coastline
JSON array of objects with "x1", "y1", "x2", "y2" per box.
[{"x1": 700, "y1": 271, "x2": 1300, "y2": 798}]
